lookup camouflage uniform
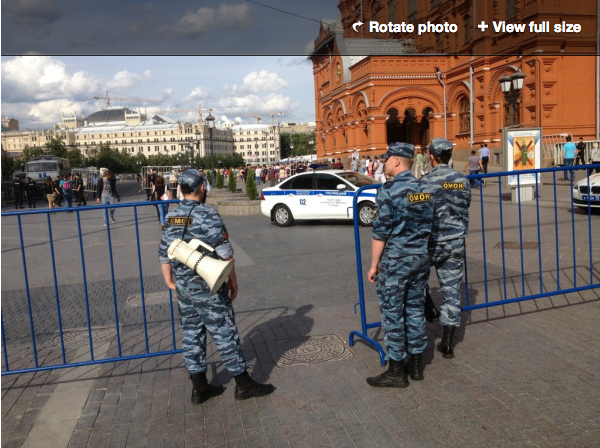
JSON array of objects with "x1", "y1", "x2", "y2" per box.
[
  {"x1": 372, "y1": 171, "x2": 434, "y2": 362},
  {"x1": 422, "y1": 161, "x2": 471, "y2": 327},
  {"x1": 158, "y1": 198, "x2": 248, "y2": 376}
]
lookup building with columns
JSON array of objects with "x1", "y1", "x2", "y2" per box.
[
  {"x1": 310, "y1": 0, "x2": 599, "y2": 164},
  {"x1": 72, "y1": 108, "x2": 234, "y2": 161}
]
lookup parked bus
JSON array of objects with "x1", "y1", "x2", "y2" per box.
[{"x1": 26, "y1": 156, "x2": 71, "y2": 182}]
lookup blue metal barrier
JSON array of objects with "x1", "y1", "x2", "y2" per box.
[
  {"x1": 350, "y1": 165, "x2": 600, "y2": 366},
  {"x1": 1, "y1": 199, "x2": 180, "y2": 375}
]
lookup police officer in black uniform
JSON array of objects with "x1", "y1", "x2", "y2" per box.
[
  {"x1": 25, "y1": 177, "x2": 37, "y2": 208},
  {"x1": 12, "y1": 175, "x2": 25, "y2": 209}
]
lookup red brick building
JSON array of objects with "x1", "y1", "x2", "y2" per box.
[{"x1": 309, "y1": 0, "x2": 598, "y2": 164}]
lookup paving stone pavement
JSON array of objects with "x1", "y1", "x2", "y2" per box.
[{"x1": 2, "y1": 179, "x2": 600, "y2": 447}]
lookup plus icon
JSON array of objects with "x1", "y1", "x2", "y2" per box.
[{"x1": 477, "y1": 21, "x2": 488, "y2": 32}]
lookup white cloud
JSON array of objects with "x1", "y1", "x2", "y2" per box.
[
  {"x1": 180, "y1": 69, "x2": 293, "y2": 121},
  {"x1": 1, "y1": 56, "x2": 101, "y2": 103},
  {"x1": 223, "y1": 70, "x2": 288, "y2": 95},
  {"x1": 185, "y1": 86, "x2": 211, "y2": 101},
  {"x1": 241, "y1": 70, "x2": 288, "y2": 93},
  {"x1": 159, "y1": 3, "x2": 253, "y2": 38},
  {"x1": 108, "y1": 69, "x2": 152, "y2": 90},
  {"x1": 216, "y1": 93, "x2": 292, "y2": 114},
  {"x1": 1, "y1": 56, "x2": 155, "y2": 127}
]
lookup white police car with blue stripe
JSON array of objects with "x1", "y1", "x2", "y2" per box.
[{"x1": 260, "y1": 170, "x2": 379, "y2": 227}]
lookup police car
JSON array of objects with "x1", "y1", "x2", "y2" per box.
[
  {"x1": 260, "y1": 170, "x2": 379, "y2": 227},
  {"x1": 572, "y1": 172, "x2": 600, "y2": 210}
]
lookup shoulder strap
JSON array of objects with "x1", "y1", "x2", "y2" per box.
[{"x1": 180, "y1": 204, "x2": 198, "y2": 241}]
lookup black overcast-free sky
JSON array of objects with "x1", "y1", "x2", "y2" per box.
[{"x1": 1, "y1": 0, "x2": 341, "y2": 55}]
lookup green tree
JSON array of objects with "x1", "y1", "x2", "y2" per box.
[
  {"x1": 280, "y1": 133, "x2": 292, "y2": 159},
  {"x1": 147, "y1": 153, "x2": 173, "y2": 167},
  {"x1": 280, "y1": 132, "x2": 316, "y2": 158},
  {"x1": 66, "y1": 148, "x2": 83, "y2": 168},
  {"x1": 245, "y1": 168, "x2": 258, "y2": 200},
  {"x1": 227, "y1": 168, "x2": 236, "y2": 193},
  {"x1": 131, "y1": 152, "x2": 148, "y2": 174},
  {"x1": 2, "y1": 155, "x2": 15, "y2": 178},
  {"x1": 216, "y1": 171, "x2": 224, "y2": 189},
  {"x1": 44, "y1": 137, "x2": 68, "y2": 158},
  {"x1": 21, "y1": 145, "x2": 44, "y2": 164}
]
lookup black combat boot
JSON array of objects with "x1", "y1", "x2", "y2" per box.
[
  {"x1": 190, "y1": 372, "x2": 224, "y2": 405},
  {"x1": 407, "y1": 353, "x2": 424, "y2": 381},
  {"x1": 366, "y1": 359, "x2": 409, "y2": 388},
  {"x1": 233, "y1": 371, "x2": 275, "y2": 400},
  {"x1": 437, "y1": 326, "x2": 456, "y2": 359},
  {"x1": 424, "y1": 289, "x2": 439, "y2": 323}
]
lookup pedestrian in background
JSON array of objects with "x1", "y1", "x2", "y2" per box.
[
  {"x1": 12, "y1": 175, "x2": 25, "y2": 209},
  {"x1": 147, "y1": 168, "x2": 157, "y2": 200},
  {"x1": 589, "y1": 142, "x2": 600, "y2": 175},
  {"x1": 414, "y1": 148, "x2": 428, "y2": 179},
  {"x1": 563, "y1": 136, "x2": 576, "y2": 181},
  {"x1": 109, "y1": 173, "x2": 121, "y2": 202},
  {"x1": 422, "y1": 138, "x2": 471, "y2": 359},
  {"x1": 60, "y1": 173, "x2": 74, "y2": 210},
  {"x1": 373, "y1": 156, "x2": 386, "y2": 183},
  {"x1": 157, "y1": 169, "x2": 275, "y2": 404},
  {"x1": 169, "y1": 171, "x2": 179, "y2": 199},
  {"x1": 479, "y1": 143, "x2": 490, "y2": 175},
  {"x1": 152, "y1": 175, "x2": 170, "y2": 229},
  {"x1": 53, "y1": 177, "x2": 63, "y2": 207},
  {"x1": 465, "y1": 150, "x2": 483, "y2": 188},
  {"x1": 576, "y1": 137, "x2": 586, "y2": 165},
  {"x1": 44, "y1": 176, "x2": 56, "y2": 212},
  {"x1": 25, "y1": 177, "x2": 37, "y2": 208},
  {"x1": 96, "y1": 169, "x2": 116, "y2": 225},
  {"x1": 366, "y1": 142, "x2": 434, "y2": 387},
  {"x1": 74, "y1": 172, "x2": 87, "y2": 206}
]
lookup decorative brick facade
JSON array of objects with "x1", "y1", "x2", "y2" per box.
[{"x1": 310, "y1": 0, "x2": 598, "y2": 164}]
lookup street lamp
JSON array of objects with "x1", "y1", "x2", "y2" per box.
[
  {"x1": 205, "y1": 112, "x2": 215, "y2": 185},
  {"x1": 195, "y1": 129, "x2": 201, "y2": 169},
  {"x1": 188, "y1": 140, "x2": 194, "y2": 168},
  {"x1": 499, "y1": 69, "x2": 526, "y2": 126}
]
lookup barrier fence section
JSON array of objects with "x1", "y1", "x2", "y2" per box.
[
  {"x1": 350, "y1": 165, "x2": 600, "y2": 366},
  {"x1": 1, "y1": 199, "x2": 180, "y2": 376}
]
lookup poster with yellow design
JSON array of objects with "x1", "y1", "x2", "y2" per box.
[{"x1": 503, "y1": 128, "x2": 542, "y2": 187}]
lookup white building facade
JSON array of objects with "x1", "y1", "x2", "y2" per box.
[
  {"x1": 72, "y1": 108, "x2": 234, "y2": 161},
  {"x1": 231, "y1": 124, "x2": 281, "y2": 166}
]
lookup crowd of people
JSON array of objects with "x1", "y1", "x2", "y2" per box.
[{"x1": 10, "y1": 171, "x2": 122, "y2": 225}]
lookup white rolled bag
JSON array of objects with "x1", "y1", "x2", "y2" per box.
[{"x1": 167, "y1": 238, "x2": 234, "y2": 295}]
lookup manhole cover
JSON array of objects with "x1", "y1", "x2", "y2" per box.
[
  {"x1": 275, "y1": 334, "x2": 354, "y2": 367},
  {"x1": 126, "y1": 291, "x2": 172, "y2": 307},
  {"x1": 494, "y1": 241, "x2": 539, "y2": 250},
  {"x1": 49, "y1": 326, "x2": 118, "y2": 348}
]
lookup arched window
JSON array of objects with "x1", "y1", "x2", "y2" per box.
[
  {"x1": 371, "y1": 1, "x2": 381, "y2": 22},
  {"x1": 386, "y1": 108, "x2": 401, "y2": 144},
  {"x1": 506, "y1": 0, "x2": 516, "y2": 21},
  {"x1": 407, "y1": 0, "x2": 417, "y2": 22},
  {"x1": 463, "y1": 15, "x2": 470, "y2": 44},
  {"x1": 459, "y1": 96, "x2": 470, "y2": 133},
  {"x1": 387, "y1": 0, "x2": 396, "y2": 23}
]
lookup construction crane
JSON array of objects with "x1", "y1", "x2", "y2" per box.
[
  {"x1": 157, "y1": 103, "x2": 213, "y2": 124},
  {"x1": 239, "y1": 111, "x2": 285, "y2": 125},
  {"x1": 92, "y1": 90, "x2": 161, "y2": 109}
]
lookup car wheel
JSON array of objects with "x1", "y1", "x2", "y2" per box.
[
  {"x1": 273, "y1": 204, "x2": 294, "y2": 227},
  {"x1": 358, "y1": 202, "x2": 375, "y2": 227}
]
